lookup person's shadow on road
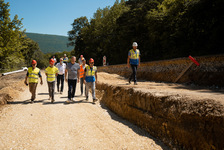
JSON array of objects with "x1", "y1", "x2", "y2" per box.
[{"x1": 7, "y1": 99, "x2": 44, "y2": 105}]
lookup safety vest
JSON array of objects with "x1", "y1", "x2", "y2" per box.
[
  {"x1": 129, "y1": 49, "x2": 140, "y2": 65},
  {"x1": 28, "y1": 67, "x2": 40, "y2": 83},
  {"x1": 45, "y1": 66, "x2": 58, "y2": 82},
  {"x1": 85, "y1": 66, "x2": 97, "y2": 82},
  {"x1": 80, "y1": 64, "x2": 85, "y2": 78}
]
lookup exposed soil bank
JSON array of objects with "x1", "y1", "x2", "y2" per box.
[
  {"x1": 96, "y1": 73, "x2": 224, "y2": 150},
  {"x1": 98, "y1": 54, "x2": 224, "y2": 87},
  {"x1": 0, "y1": 71, "x2": 26, "y2": 105}
]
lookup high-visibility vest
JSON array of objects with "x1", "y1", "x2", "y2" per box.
[
  {"x1": 129, "y1": 49, "x2": 140, "y2": 65},
  {"x1": 85, "y1": 66, "x2": 97, "y2": 82},
  {"x1": 45, "y1": 66, "x2": 58, "y2": 82},
  {"x1": 28, "y1": 67, "x2": 40, "y2": 83},
  {"x1": 80, "y1": 65, "x2": 85, "y2": 78},
  {"x1": 129, "y1": 49, "x2": 140, "y2": 59}
]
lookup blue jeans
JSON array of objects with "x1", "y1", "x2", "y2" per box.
[{"x1": 68, "y1": 79, "x2": 77, "y2": 99}]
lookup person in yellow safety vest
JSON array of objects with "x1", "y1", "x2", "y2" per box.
[
  {"x1": 24, "y1": 60, "x2": 43, "y2": 103},
  {"x1": 83, "y1": 58, "x2": 98, "y2": 103},
  {"x1": 45, "y1": 59, "x2": 59, "y2": 103},
  {"x1": 127, "y1": 42, "x2": 141, "y2": 85},
  {"x1": 79, "y1": 58, "x2": 87, "y2": 96}
]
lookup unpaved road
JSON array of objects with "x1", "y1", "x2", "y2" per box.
[{"x1": 0, "y1": 73, "x2": 167, "y2": 150}]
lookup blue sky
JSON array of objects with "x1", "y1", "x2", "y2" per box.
[{"x1": 5, "y1": 0, "x2": 116, "y2": 36}]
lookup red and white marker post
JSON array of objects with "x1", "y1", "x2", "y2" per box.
[
  {"x1": 174, "y1": 55, "x2": 200, "y2": 83},
  {"x1": 103, "y1": 56, "x2": 106, "y2": 66}
]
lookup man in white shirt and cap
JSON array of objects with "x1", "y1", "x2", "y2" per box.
[{"x1": 56, "y1": 58, "x2": 66, "y2": 94}]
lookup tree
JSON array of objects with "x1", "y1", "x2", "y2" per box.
[{"x1": 0, "y1": 0, "x2": 26, "y2": 70}]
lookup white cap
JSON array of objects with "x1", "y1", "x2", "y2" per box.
[
  {"x1": 64, "y1": 54, "x2": 66, "y2": 56},
  {"x1": 132, "y1": 42, "x2": 138, "y2": 46}
]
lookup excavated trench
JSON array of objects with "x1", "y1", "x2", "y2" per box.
[
  {"x1": 96, "y1": 82, "x2": 224, "y2": 150},
  {"x1": 96, "y1": 54, "x2": 224, "y2": 150}
]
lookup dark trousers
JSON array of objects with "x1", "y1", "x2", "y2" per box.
[
  {"x1": 80, "y1": 78, "x2": 86, "y2": 95},
  {"x1": 129, "y1": 65, "x2": 138, "y2": 82},
  {"x1": 57, "y1": 74, "x2": 64, "y2": 92},
  {"x1": 47, "y1": 81, "x2": 55, "y2": 99},
  {"x1": 29, "y1": 83, "x2": 38, "y2": 100},
  {"x1": 68, "y1": 79, "x2": 77, "y2": 99}
]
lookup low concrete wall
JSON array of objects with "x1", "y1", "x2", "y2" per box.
[
  {"x1": 96, "y1": 83, "x2": 224, "y2": 149},
  {"x1": 98, "y1": 55, "x2": 224, "y2": 87}
]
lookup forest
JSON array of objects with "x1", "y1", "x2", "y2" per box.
[
  {"x1": 68, "y1": 0, "x2": 224, "y2": 65},
  {"x1": 1, "y1": 0, "x2": 223, "y2": 71}
]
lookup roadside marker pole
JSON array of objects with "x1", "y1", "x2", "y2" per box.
[
  {"x1": 103, "y1": 56, "x2": 106, "y2": 66},
  {"x1": 174, "y1": 56, "x2": 200, "y2": 83}
]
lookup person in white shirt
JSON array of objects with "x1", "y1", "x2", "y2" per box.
[
  {"x1": 56, "y1": 58, "x2": 66, "y2": 94},
  {"x1": 52, "y1": 56, "x2": 57, "y2": 65}
]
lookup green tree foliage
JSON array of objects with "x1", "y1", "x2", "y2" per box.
[
  {"x1": 0, "y1": 0, "x2": 47, "y2": 71},
  {"x1": 68, "y1": 0, "x2": 224, "y2": 66},
  {"x1": 0, "y1": 0, "x2": 26, "y2": 69}
]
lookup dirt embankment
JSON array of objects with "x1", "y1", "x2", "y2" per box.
[
  {"x1": 96, "y1": 72, "x2": 224, "y2": 150},
  {"x1": 98, "y1": 54, "x2": 224, "y2": 87},
  {"x1": 0, "y1": 72, "x2": 26, "y2": 105}
]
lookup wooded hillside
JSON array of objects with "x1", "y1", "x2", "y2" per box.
[{"x1": 26, "y1": 33, "x2": 73, "y2": 54}]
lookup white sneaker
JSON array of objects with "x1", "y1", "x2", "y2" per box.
[{"x1": 66, "y1": 99, "x2": 71, "y2": 103}]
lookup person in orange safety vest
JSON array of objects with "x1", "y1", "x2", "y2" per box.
[{"x1": 79, "y1": 58, "x2": 87, "y2": 96}]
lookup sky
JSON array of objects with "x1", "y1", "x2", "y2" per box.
[{"x1": 5, "y1": 0, "x2": 116, "y2": 36}]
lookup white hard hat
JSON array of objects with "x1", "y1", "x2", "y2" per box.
[
  {"x1": 64, "y1": 54, "x2": 66, "y2": 56},
  {"x1": 132, "y1": 42, "x2": 138, "y2": 46}
]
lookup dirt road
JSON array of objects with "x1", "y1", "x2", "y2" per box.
[{"x1": 0, "y1": 73, "x2": 167, "y2": 150}]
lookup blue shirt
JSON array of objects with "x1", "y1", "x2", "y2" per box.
[
  {"x1": 128, "y1": 49, "x2": 140, "y2": 65},
  {"x1": 85, "y1": 67, "x2": 97, "y2": 82}
]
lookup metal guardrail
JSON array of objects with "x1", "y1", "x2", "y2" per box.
[{"x1": 1, "y1": 67, "x2": 28, "y2": 76}]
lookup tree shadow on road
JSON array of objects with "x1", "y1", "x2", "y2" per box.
[{"x1": 99, "y1": 101, "x2": 169, "y2": 150}]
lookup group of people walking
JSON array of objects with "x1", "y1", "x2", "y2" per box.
[
  {"x1": 25, "y1": 55, "x2": 98, "y2": 104},
  {"x1": 25, "y1": 42, "x2": 140, "y2": 104}
]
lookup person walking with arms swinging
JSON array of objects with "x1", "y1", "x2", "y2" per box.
[
  {"x1": 84, "y1": 58, "x2": 98, "y2": 103},
  {"x1": 24, "y1": 60, "x2": 43, "y2": 103},
  {"x1": 127, "y1": 42, "x2": 141, "y2": 85},
  {"x1": 45, "y1": 59, "x2": 59, "y2": 103},
  {"x1": 65, "y1": 56, "x2": 80, "y2": 103}
]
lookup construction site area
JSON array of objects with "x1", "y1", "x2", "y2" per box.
[{"x1": 0, "y1": 55, "x2": 224, "y2": 150}]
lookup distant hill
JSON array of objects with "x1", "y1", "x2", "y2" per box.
[{"x1": 26, "y1": 33, "x2": 73, "y2": 53}]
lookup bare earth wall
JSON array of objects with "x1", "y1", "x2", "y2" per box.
[
  {"x1": 96, "y1": 55, "x2": 224, "y2": 149},
  {"x1": 96, "y1": 83, "x2": 224, "y2": 150}
]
